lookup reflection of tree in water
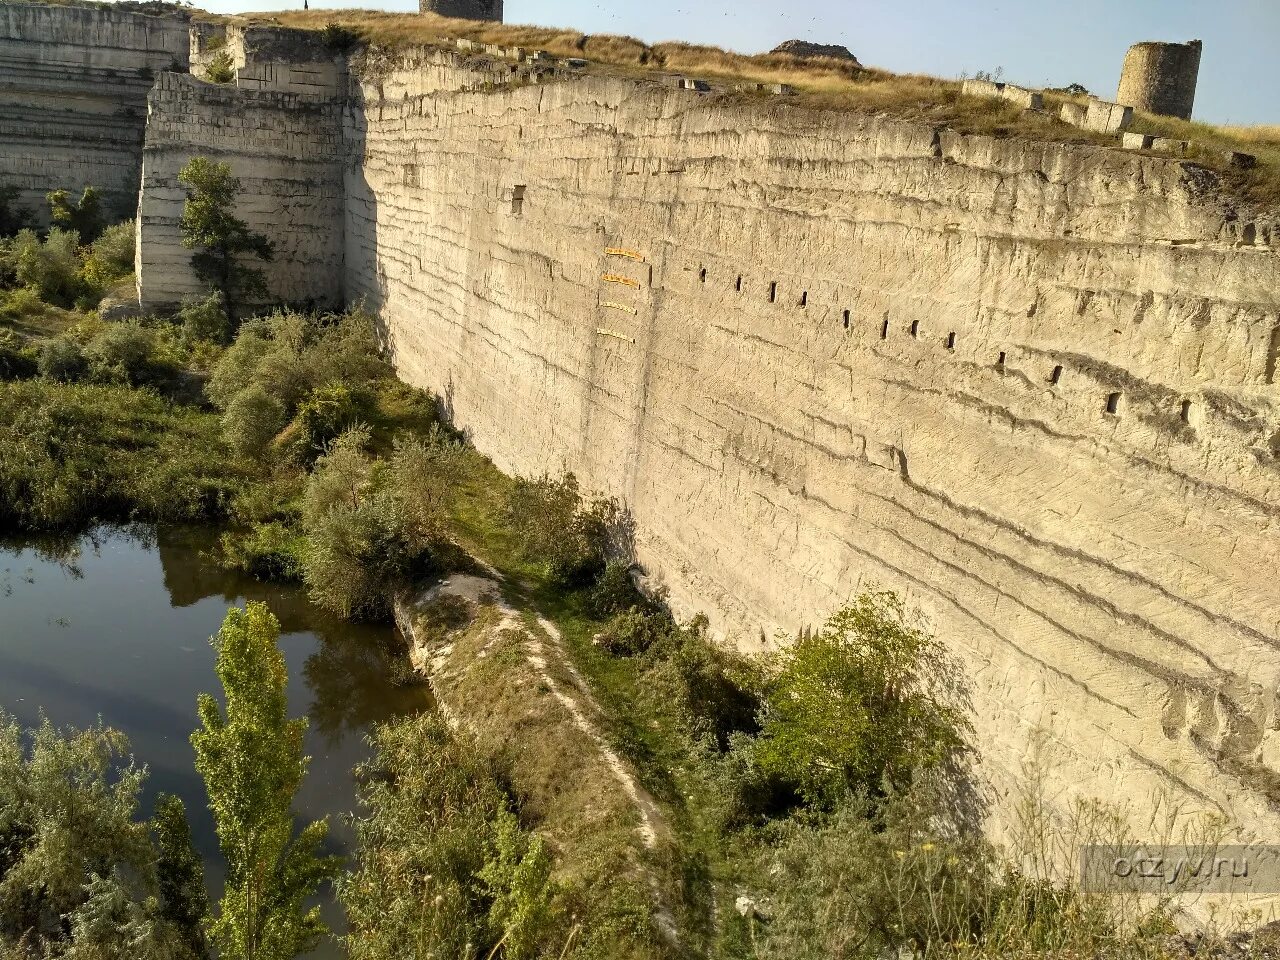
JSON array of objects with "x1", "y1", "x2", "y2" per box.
[
  {"x1": 303, "y1": 623, "x2": 428, "y2": 749},
  {"x1": 155, "y1": 525, "x2": 429, "y2": 750}
]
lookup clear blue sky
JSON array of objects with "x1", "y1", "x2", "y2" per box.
[{"x1": 194, "y1": 0, "x2": 1277, "y2": 125}]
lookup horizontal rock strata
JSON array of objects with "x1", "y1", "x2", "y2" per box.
[
  {"x1": 343, "y1": 52, "x2": 1280, "y2": 855},
  {"x1": 0, "y1": 3, "x2": 188, "y2": 226}
]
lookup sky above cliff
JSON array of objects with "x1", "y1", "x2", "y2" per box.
[{"x1": 198, "y1": 0, "x2": 1276, "y2": 125}]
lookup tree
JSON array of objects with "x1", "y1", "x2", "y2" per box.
[
  {"x1": 177, "y1": 158, "x2": 274, "y2": 317},
  {"x1": 153, "y1": 794, "x2": 211, "y2": 960},
  {"x1": 0, "y1": 184, "x2": 32, "y2": 237},
  {"x1": 192, "y1": 603, "x2": 341, "y2": 960},
  {"x1": 752, "y1": 591, "x2": 970, "y2": 808},
  {"x1": 0, "y1": 711, "x2": 205, "y2": 959},
  {"x1": 204, "y1": 50, "x2": 235, "y2": 84},
  {"x1": 47, "y1": 186, "x2": 105, "y2": 243}
]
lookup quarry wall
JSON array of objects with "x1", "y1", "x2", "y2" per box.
[
  {"x1": 135, "y1": 66, "x2": 345, "y2": 312},
  {"x1": 5, "y1": 1, "x2": 1280, "y2": 876},
  {"x1": 343, "y1": 51, "x2": 1280, "y2": 854},
  {"x1": 0, "y1": 3, "x2": 189, "y2": 226}
]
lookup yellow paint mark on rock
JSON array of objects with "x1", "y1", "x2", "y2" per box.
[
  {"x1": 601, "y1": 300, "x2": 639, "y2": 315},
  {"x1": 605, "y1": 247, "x2": 646, "y2": 262},
  {"x1": 596, "y1": 328, "x2": 636, "y2": 344},
  {"x1": 601, "y1": 273, "x2": 641, "y2": 288}
]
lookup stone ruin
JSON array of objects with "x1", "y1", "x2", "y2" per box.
[
  {"x1": 1116, "y1": 39, "x2": 1201, "y2": 122},
  {"x1": 419, "y1": 0, "x2": 503, "y2": 23}
]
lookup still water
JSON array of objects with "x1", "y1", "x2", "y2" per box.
[{"x1": 0, "y1": 525, "x2": 432, "y2": 958}]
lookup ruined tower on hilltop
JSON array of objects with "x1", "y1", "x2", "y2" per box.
[
  {"x1": 1116, "y1": 39, "x2": 1201, "y2": 120},
  {"x1": 420, "y1": 0, "x2": 503, "y2": 22}
]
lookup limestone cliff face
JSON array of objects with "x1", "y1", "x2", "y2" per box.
[
  {"x1": 136, "y1": 68, "x2": 345, "y2": 312},
  {"x1": 0, "y1": 3, "x2": 188, "y2": 225},
  {"x1": 343, "y1": 51, "x2": 1280, "y2": 845}
]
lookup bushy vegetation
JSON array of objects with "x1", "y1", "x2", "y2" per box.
[
  {"x1": 0, "y1": 712, "x2": 208, "y2": 959},
  {"x1": 0, "y1": 379, "x2": 241, "y2": 531},
  {"x1": 341, "y1": 713, "x2": 562, "y2": 960}
]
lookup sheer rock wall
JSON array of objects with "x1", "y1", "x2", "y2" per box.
[
  {"x1": 135, "y1": 68, "x2": 344, "y2": 312},
  {"x1": 0, "y1": 3, "x2": 189, "y2": 226},
  {"x1": 343, "y1": 52, "x2": 1280, "y2": 848}
]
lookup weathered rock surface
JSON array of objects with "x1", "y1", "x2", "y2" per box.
[
  {"x1": 0, "y1": 2, "x2": 188, "y2": 226},
  {"x1": 770, "y1": 39, "x2": 860, "y2": 63},
  {"x1": 135, "y1": 55, "x2": 345, "y2": 313},
  {"x1": 343, "y1": 49, "x2": 1280, "y2": 860}
]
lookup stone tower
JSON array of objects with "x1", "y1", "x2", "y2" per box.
[
  {"x1": 420, "y1": 0, "x2": 503, "y2": 22},
  {"x1": 1115, "y1": 39, "x2": 1202, "y2": 121}
]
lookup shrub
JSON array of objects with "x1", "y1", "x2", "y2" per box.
[
  {"x1": 754, "y1": 787, "x2": 996, "y2": 960},
  {"x1": 596, "y1": 607, "x2": 668, "y2": 657},
  {"x1": 204, "y1": 49, "x2": 234, "y2": 84},
  {"x1": 206, "y1": 325, "x2": 270, "y2": 408},
  {"x1": 751, "y1": 591, "x2": 969, "y2": 808},
  {"x1": 645, "y1": 619, "x2": 761, "y2": 753},
  {"x1": 291, "y1": 382, "x2": 368, "y2": 460},
  {"x1": 586, "y1": 560, "x2": 645, "y2": 618},
  {"x1": 37, "y1": 337, "x2": 86, "y2": 383},
  {"x1": 11, "y1": 228, "x2": 84, "y2": 307},
  {"x1": 221, "y1": 383, "x2": 286, "y2": 459},
  {"x1": 298, "y1": 428, "x2": 439, "y2": 619},
  {"x1": 219, "y1": 521, "x2": 306, "y2": 581},
  {"x1": 177, "y1": 291, "x2": 230, "y2": 345},
  {"x1": 341, "y1": 715, "x2": 570, "y2": 960},
  {"x1": 84, "y1": 321, "x2": 161, "y2": 385},
  {"x1": 505, "y1": 473, "x2": 620, "y2": 586},
  {"x1": 81, "y1": 219, "x2": 136, "y2": 289},
  {"x1": 0, "y1": 330, "x2": 37, "y2": 381},
  {"x1": 0, "y1": 712, "x2": 206, "y2": 959}
]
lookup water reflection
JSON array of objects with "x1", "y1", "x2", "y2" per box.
[{"x1": 0, "y1": 525, "x2": 432, "y2": 958}]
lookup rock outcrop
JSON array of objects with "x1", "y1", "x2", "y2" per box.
[
  {"x1": 135, "y1": 29, "x2": 346, "y2": 313},
  {"x1": 770, "y1": 39, "x2": 860, "y2": 63}
]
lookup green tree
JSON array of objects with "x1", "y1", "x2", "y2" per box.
[
  {"x1": 204, "y1": 49, "x2": 235, "y2": 84},
  {"x1": 0, "y1": 184, "x2": 32, "y2": 237},
  {"x1": 153, "y1": 794, "x2": 211, "y2": 960},
  {"x1": 0, "y1": 711, "x2": 205, "y2": 959},
  {"x1": 47, "y1": 186, "x2": 105, "y2": 243},
  {"x1": 177, "y1": 158, "x2": 274, "y2": 317},
  {"x1": 192, "y1": 603, "x2": 341, "y2": 960},
  {"x1": 752, "y1": 591, "x2": 969, "y2": 807}
]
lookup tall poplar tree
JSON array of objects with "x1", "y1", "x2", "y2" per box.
[{"x1": 192, "y1": 603, "x2": 341, "y2": 960}]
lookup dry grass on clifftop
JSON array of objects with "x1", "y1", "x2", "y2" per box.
[{"x1": 246, "y1": 9, "x2": 1280, "y2": 212}]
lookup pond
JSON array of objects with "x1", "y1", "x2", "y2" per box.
[{"x1": 0, "y1": 525, "x2": 432, "y2": 958}]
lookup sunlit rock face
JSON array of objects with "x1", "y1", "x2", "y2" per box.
[{"x1": 341, "y1": 50, "x2": 1280, "y2": 861}]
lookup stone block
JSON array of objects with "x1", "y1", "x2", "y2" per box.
[
  {"x1": 1059, "y1": 102, "x2": 1087, "y2": 126},
  {"x1": 1122, "y1": 132, "x2": 1154, "y2": 150},
  {"x1": 1151, "y1": 137, "x2": 1189, "y2": 156},
  {"x1": 961, "y1": 78, "x2": 1043, "y2": 110},
  {"x1": 1224, "y1": 150, "x2": 1257, "y2": 169},
  {"x1": 1083, "y1": 98, "x2": 1133, "y2": 134}
]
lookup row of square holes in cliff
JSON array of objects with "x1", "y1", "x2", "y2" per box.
[{"x1": 694, "y1": 263, "x2": 1199, "y2": 425}]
